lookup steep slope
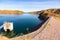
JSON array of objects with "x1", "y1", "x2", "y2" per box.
[{"x1": 30, "y1": 8, "x2": 60, "y2": 15}]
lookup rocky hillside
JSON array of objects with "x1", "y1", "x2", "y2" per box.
[
  {"x1": 30, "y1": 8, "x2": 60, "y2": 15},
  {"x1": 0, "y1": 10, "x2": 24, "y2": 14},
  {"x1": 30, "y1": 8, "x2": 60, "y2": 21}
]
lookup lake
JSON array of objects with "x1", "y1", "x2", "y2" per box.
[{"x1": 0, "y1": 13, "x2": 43, "y2": 37}]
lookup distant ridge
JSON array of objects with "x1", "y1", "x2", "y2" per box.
[
  {"x1": 30, "y1": 8, "x2": 60, "y2": 15},
  {"x1": 0, "y1": 10, "x2": 24, "y2": 14}
]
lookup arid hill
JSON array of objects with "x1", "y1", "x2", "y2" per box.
[
  {"x1": 30, "y1": 8, "x2": 60, "y2": 15},
  {"x1": 30, "y1": 8, "x2": 60, "y2": 21},
  {"x1": 0, "y1": 10, "x2": 24, "y2": 14}
]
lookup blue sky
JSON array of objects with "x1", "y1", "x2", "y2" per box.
[{"x1": 0, "y1": 0, "x2": 60, "y2": 12}]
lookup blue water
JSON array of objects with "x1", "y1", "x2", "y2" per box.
[{"x1": 0, "y1": 14, "x2": 43, "y2": 35}]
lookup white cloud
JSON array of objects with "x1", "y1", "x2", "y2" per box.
[{"x1": 0, "y1": 1, "x2": 60, "y2": 12}]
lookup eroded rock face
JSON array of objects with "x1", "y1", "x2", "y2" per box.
[
  {"x1": 38, "y1": 13, "x2": 48, "y2": 20},
  {"x1": 53, "y1": 9, "x2": 60, "y2": 14},
  {"x1": 44, "y1": 9, "x2": 60, "y2": 14}
]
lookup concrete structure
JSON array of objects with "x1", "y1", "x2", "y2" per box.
[{"x1": 3, "y1": 22, "x2": 13, "y2": 32}]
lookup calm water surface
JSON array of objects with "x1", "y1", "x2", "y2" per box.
[{"x1": 0, "y1": 13, "x2": 43, "y2": 35}]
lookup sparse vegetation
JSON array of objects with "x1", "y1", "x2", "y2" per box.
[
  {"x1": 30, "y1": 8, "x2": 60, "y2": 16},
  {"x1": 0, "y1": 31, "x2": 16, "y2": 38}
]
